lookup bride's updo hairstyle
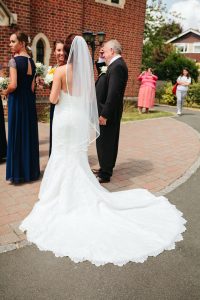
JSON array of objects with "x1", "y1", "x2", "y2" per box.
[{"x1": 64, "y1": 33, "x2": 77, "y2": 62}]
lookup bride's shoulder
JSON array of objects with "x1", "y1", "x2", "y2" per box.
[
  {"x1": 57, "y1": 64, "x2": 66, "y2": 72},
  {"x1": 54, "y1": 64, "x2": 66, "y2": 77}
]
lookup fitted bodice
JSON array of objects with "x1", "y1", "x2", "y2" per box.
[
  {"x1": 12, "y1": 56, "x2": 35, "y2": 92},
  {"x1": 56, "y1": 91, "x2": 76, "y2": 110},
  {"x1": 52, "y1": 91, "x2": 89, "y2": 153}
]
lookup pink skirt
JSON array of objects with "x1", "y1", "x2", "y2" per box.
[{"x1": 137, "y1": 86, "x2": 155, "y2": 108}]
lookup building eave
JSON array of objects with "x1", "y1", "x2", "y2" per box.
[{"x1": 165, "y1": 28, "x2": 200, "y2": 44}]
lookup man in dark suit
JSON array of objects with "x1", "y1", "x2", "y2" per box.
[
  {"x1": 95, "y1": 39, "x2": 128, "y2": 183},
  {"x1": 95, "y1": 47, "x2": 106, "y2": 75}
]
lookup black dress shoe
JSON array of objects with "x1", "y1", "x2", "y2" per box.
[{"x1": 97, "y1": 176, "x2": 110, "y2": 183}]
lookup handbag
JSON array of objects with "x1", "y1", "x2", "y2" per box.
[{"x1": 172, "y1": 83, "x2": 178, "y2": 95}]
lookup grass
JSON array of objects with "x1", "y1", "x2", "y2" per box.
[
  {"x1": 122, "y1": 103, "x2": 173, "y2": 122},
  {"x1": 37, "y1": 102, "x2": 173, "y2": 123}
]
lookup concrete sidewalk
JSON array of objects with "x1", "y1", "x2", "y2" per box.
[{"x1": 0, "y1": 116, "x2": 200, "y2": 250}]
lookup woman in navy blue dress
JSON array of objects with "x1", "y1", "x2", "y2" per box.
[
  {"x1": 1, "y1": 31, "x2": 40, "y2": 183},
  {"x1": 0, "y1": 95, "x2": 7, "y2": 162}
]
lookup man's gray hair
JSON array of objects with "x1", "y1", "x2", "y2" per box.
[{"x1": 105, "y1": 39, "x2": 122, "y2": 54}]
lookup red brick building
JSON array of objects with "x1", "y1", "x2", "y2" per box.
[{"x1": 0, "y1": 0, "x2": 146, "y2": 107}]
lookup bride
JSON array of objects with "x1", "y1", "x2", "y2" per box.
[{"x1": 20, "y1": 36, "x2": 186, "y2": 267}]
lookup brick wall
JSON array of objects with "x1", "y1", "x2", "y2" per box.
[
  {"x1": 172, "y1": 33, "x2": 200, "y2": 44},
  {"x1": 1, "y1": 0, "x2": 146, "y2": 111},
  {"x1": 83, "y1": 0, "x2": 146, "y2": 96},
  {"x1": 0, "y1": 0, "x2": 31, "y2": 68},
  {"x1": 183, "y1": 53, "x2": 200, "y2": 62}
]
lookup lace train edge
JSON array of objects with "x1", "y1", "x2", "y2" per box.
[{"x1": 19, "y1": 220, "x2": 186, "y2": 267}]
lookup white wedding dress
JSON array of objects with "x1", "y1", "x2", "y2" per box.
[{"x1": 20, "y1": 37, "x2": 186, "y2": 266}]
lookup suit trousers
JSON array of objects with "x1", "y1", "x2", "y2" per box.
[{"x1": 96, "y1": 120, "x2": 121, "y2": 179}]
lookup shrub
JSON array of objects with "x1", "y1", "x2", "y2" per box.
[
  {"x1": 186, "y1": 83, "x2": 200, "y2": 106},
  {"x1": 160, "y1": 82, "x2": 176, "y2": 105},
  {"x1": 156, "y1": 83, "x2": 166, "y2": 103},
  {"x1": 155, "y1": 52, "x2": 199, "y2": 83}
]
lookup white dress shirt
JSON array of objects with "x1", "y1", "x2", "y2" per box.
[{"x1": 109, "y1": 55, "x2": 121, "y2": 66}]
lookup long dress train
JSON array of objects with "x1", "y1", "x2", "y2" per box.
[{"x1": 20, "y1": 91, "x2": 186, "y2": 266}]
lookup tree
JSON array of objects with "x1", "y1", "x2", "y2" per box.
[
  {"x1": 152, "y1": 43, "x2": 174, "y2": 65},
  {"x1": 142, "y1": 0, "x2": 182, "y2": 69},
  {"x1": 157, "y1": 21, "x2": 182, "y2": 42},
  {"x1": 144, "y1": 0, "x2": 167, "y2": 43},
  {"x1": 155, "y1": 52, "x2": 199, "y2": 83}
]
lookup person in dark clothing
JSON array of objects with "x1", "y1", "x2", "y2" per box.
[
  {"x1": 49, "y1": 39, "x2": 65, "y2": 156},
  {"x1": 0, "y1": 95, "x2": 7, "y2": 162},
  {"x1": 95, "y1": 39, "x2": 128, "y2": 183},
  {"x1": 95, "y1": 47, "x2": 106, "y2": 75},
  {"x1": 1, "y1": 31, "x2": 40, "y2": 183}
]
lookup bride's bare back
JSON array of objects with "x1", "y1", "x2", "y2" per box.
[{"x1": 50, "y1": 63, "x2": 72, "y2": 104}]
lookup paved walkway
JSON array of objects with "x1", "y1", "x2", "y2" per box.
[{"x1": 0, "y1": 116, "x2": 200, "y2": 249}]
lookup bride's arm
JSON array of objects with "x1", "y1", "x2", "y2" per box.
[{"x1": 50, "y1": 69, "x2": 61, "y2": 104}]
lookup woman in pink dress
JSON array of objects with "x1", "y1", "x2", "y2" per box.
[{"x1": 137, "y1": 68, "x2": 158, "y2": 113}]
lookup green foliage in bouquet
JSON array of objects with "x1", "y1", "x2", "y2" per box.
[
  {"x1": 35, "y1": 62, "x2": 47, "y2": 77},
  {"x1": 0, "y1": 77, "x2": 9, "y2": 90}
]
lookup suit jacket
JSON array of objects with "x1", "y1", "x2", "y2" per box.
[
  {"x1": 95, "y1": 61, "x2": 106, "y2": 76},
  {"x1": 95, "y1": 57, "x2": 128, "y2": 122}
]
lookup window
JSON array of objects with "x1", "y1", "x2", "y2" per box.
[
  {"x1": 36, "y1": 39, "x2": 44, "y2": 63},
  {"x1": 193, "y1": 43, "x2": 200, "y2": 53},
  {"x1": 95, "y1": 0, "x2": 125, "y2": 9},
  {"x1": 175, "y1": 43, "x2": 188, "y2": 53},
  {"x1": 32, "y1": 33, "x2": 51, "y2": 66}
]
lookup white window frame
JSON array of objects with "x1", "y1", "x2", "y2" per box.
[
  {"x1": 175, "y1": 43, "x2": 188, "y2": 53},
  {"x1": 95, "y1": 0, "x2": 125, "y2": 9},
  {"x1": 31, "y1": 33, "x2": 51, "y2": 66},
  {"x1": 193, "y1": 42, "x2": 200, "y2": 53}
]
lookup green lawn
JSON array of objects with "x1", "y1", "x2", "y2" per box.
[
  {"x1": 122, "y1": 108, "x2": 173, "y2": 122},
  {"x1": 38, "y1": 106, "x2": 174, "y2": 123}
]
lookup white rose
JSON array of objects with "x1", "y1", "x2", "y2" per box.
[
  {"x1": 44, "y1": 73, "x2": 54, "y2": 85},
  {"x1": 100, "y1": 66, "x2": 108, "y2": 73},
  {"x1": 35, "y1": 62, "x2": 42, "y2": 68},
  {"x1": 47, "y1": 66, "x2": 52, "y2": 72}
]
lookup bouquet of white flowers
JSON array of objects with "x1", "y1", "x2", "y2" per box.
[
  {"x1": 44, "y1": 66, "x2": 56, "y2": 87},
  {"x1": 35, "y1": 62, "x2": 47, "y2": 77},
  {"x1": 0, "y1": 76, "x2": 9, "y2": 90}
]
